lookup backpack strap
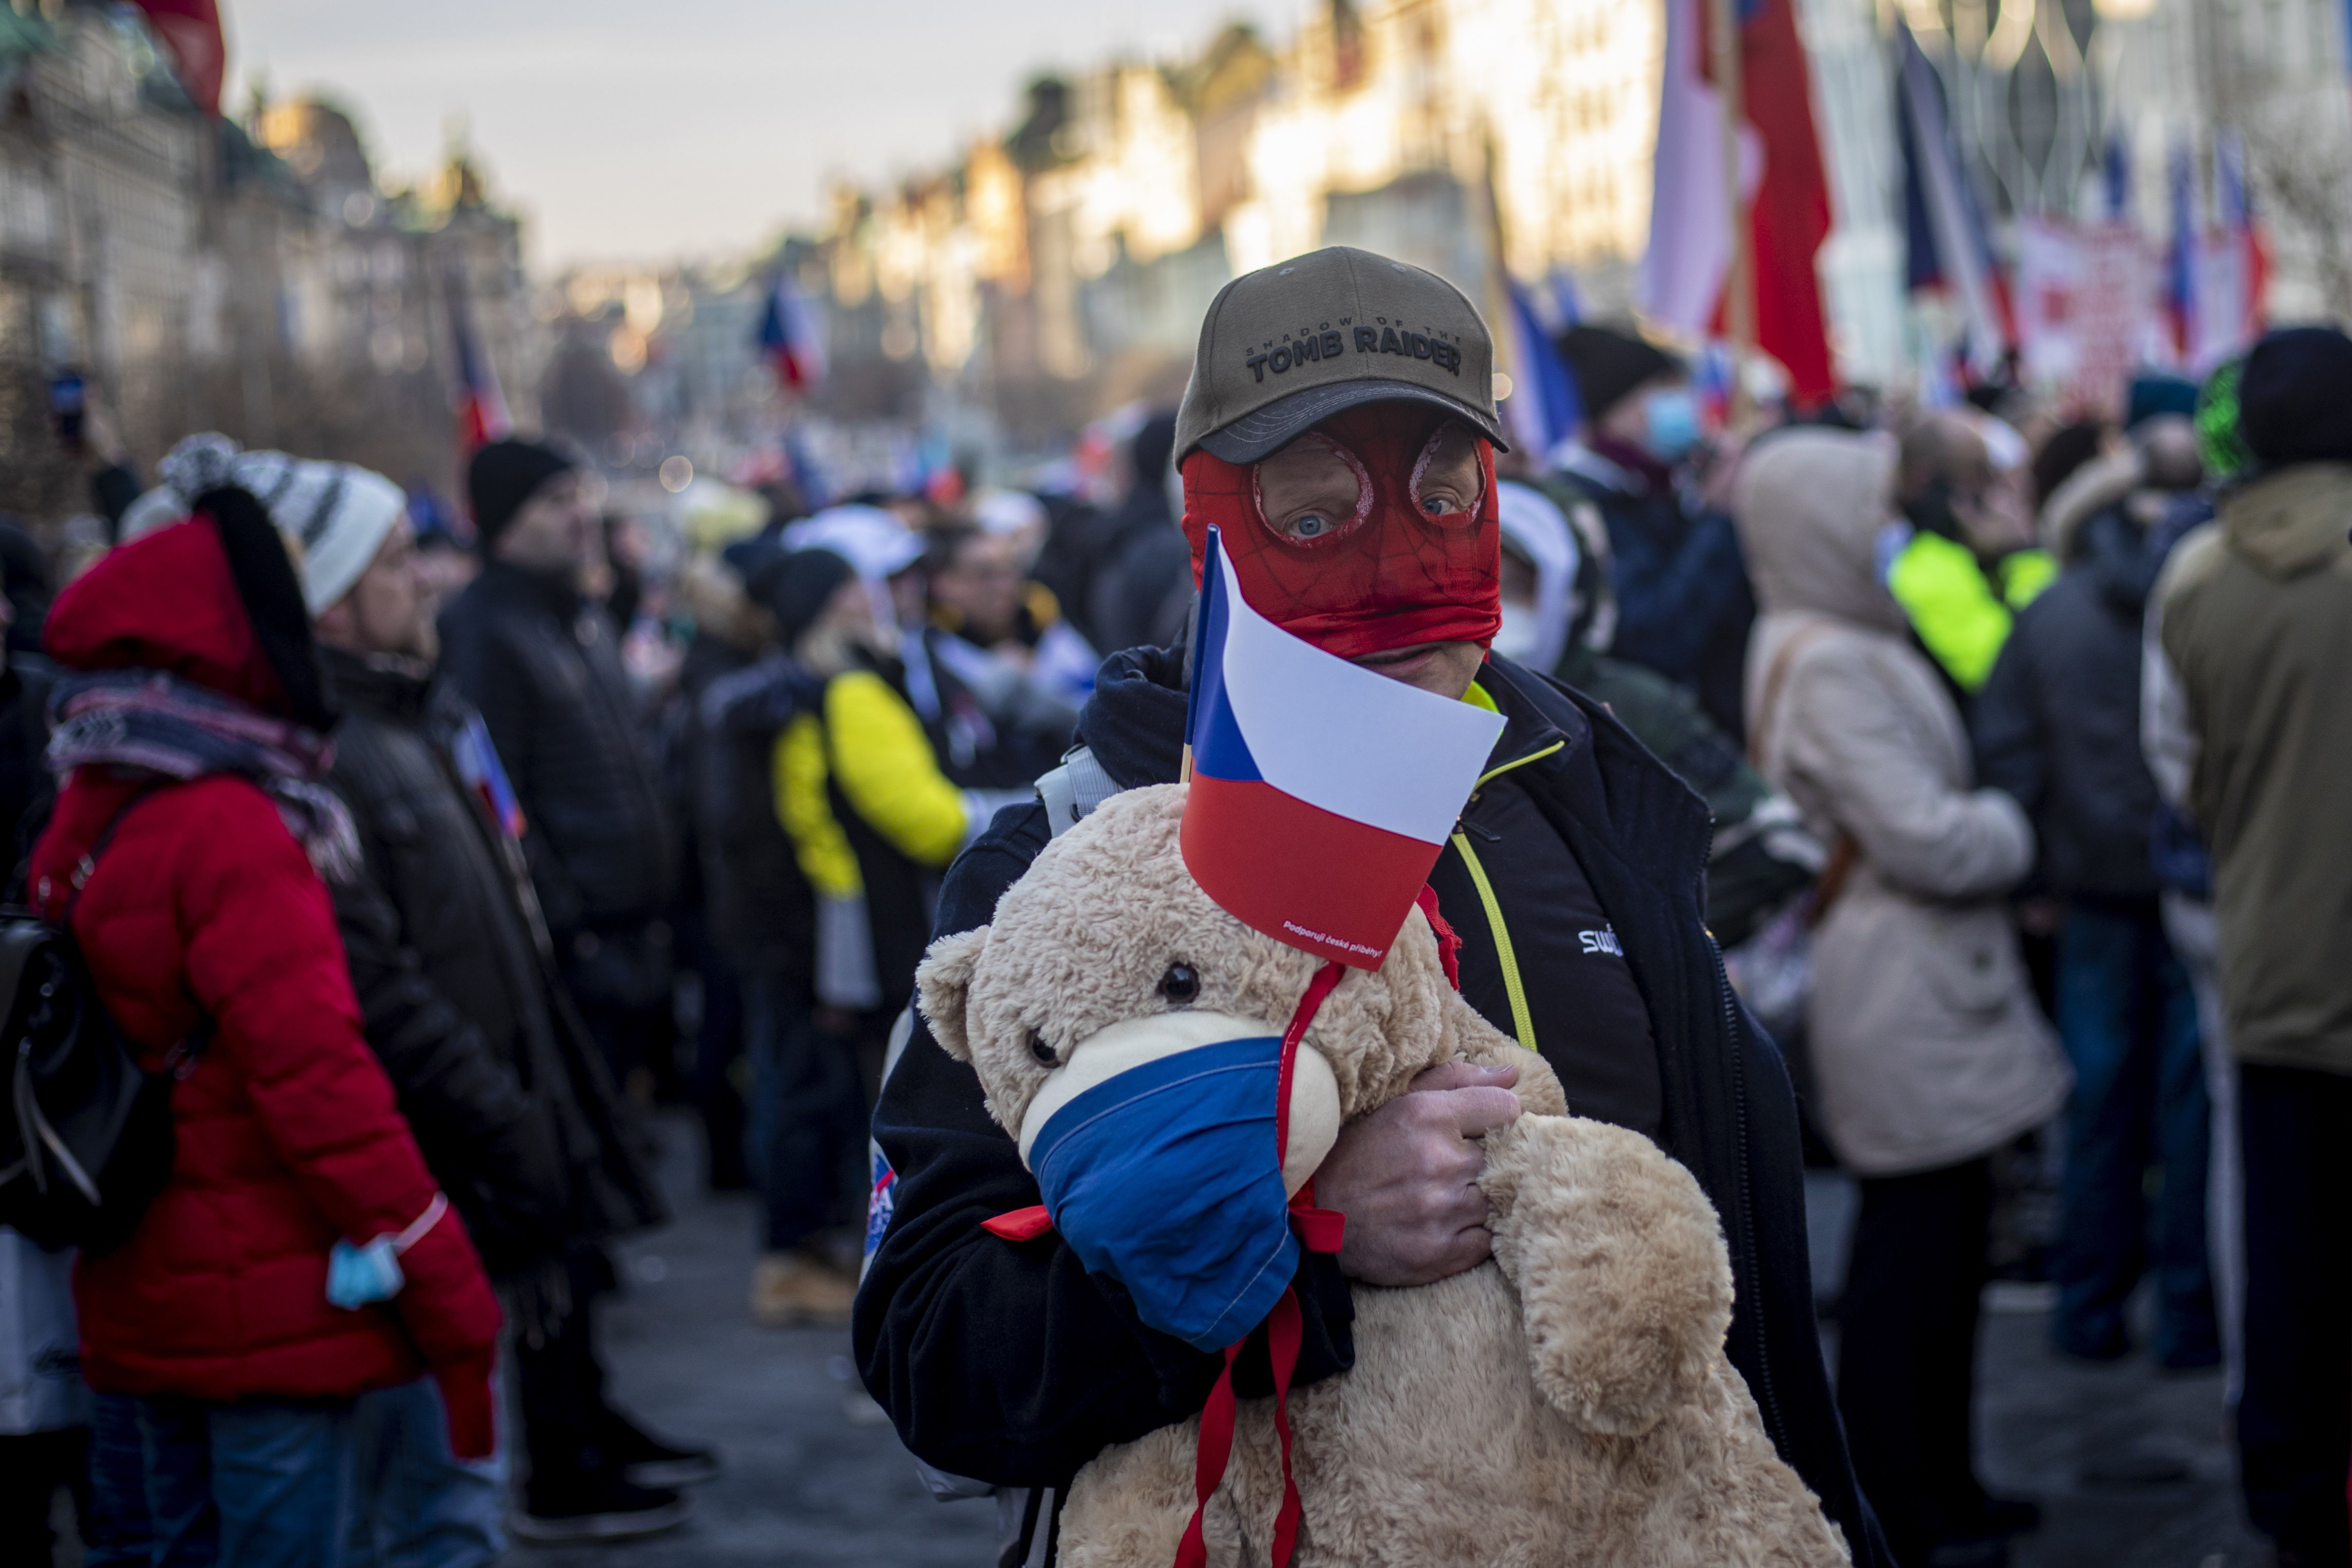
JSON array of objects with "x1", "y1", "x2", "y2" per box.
[
  {"x1": 1033, "y1": 745, "x2": 1118, "y2": 840},
  {"x1": 1744, "y1": 624, "x2": 1862, "y2": 929},
  {"x1": 57, "y1": 782, "x2": 212, "y2": 1072},
  {"x1": 62, "y1": 784, "x2": 170, "y2": 924}
]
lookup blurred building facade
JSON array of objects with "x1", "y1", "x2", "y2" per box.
[
  {"x1": 800, "y1": 2, "x2": 1673, "y2": 452},
  {"x1": 777, "y1": 0, "x2": 2347, "y2": 449},
  {"x1": 0, "y1": 0, "x2": 539, "y2": 521}
]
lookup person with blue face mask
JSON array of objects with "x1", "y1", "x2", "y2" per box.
[{"x1": 1549, "y1": 324, "x2": 1758, "y2": 741}]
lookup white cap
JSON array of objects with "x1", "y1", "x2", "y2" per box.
[
  {"x1": 972, "y1": 489, "x2": 1048, "y2": 538},
  {"x1": 780, "y1": 505, "x2": 925, "y2": 579}
]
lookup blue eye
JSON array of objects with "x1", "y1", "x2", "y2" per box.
[{"x1": 1290, "y1": 513, "x2": 1333, "y2": 538}]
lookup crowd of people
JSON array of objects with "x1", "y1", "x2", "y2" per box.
[{"x1": 0, "y1": 243, "x2": 2346, "y2": 1568}]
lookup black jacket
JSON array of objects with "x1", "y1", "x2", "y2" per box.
[
  {"x1": 324, "y1": 650, "x2": 664, "y2": 1276},
  {"x1": 438, "y1": 561, "x2": 677, "y2": 940},
  {"x1": 2, "y1": 654, "x2": 56, "y2": 888},
  {"x1": 855, "y1": 645, "x2": 1890, "y2": 1568},
  {"x1": 1552, "y1": 446, "x2": 1756, "y2": 742},
  {"x1": 692, "y1": 652, "x2": 819, "y2": 982},
  {"x1": 1973, "y1": 505, "x2": 2172, "y2": 901}
]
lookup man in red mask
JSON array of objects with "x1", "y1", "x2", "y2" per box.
[{"x1": 857, "y1": 248, "x2": 1895, "y2": 1568}]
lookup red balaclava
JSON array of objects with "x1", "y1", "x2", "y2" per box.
[{"x1": 1180, "y1": 401, "x2": 1501, "y2": 659}]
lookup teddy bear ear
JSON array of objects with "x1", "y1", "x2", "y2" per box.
[{"x1": 916, "y1": 926, "x2": 989, "y2": 1062}]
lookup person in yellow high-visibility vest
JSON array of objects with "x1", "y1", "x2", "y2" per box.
[{"x1": 1884, "y1": 414, "x2": 2055, "y2": 698}]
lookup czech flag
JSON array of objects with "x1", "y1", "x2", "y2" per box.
[
  {"x1": 757, "y1": 274, "x2": 828, "y2": 391},
  {"x1": 449, "y1": 713, "x2": 525, "y2": 842},
  {"x1": 447, "y1": 270, "x2": 511, "y2": 454},
  {"x1": 1500, "y1": 274, "x2": 1584, "y2": 463},
  {"x1": 1181, "y1": 529, "x2": 1504, "y2": 970},
  {"x1": 1897, "y1": 22, "x2": 2012, "y2": 376}
]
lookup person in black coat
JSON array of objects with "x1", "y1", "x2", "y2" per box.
[
  {"x1": 856, "y1": 249, "x2": 1889, "y2": 1568},
  {"x1": 299, "y1": 477, "x2": 708, "y2": 1545},
  {"x1": 1974, "y1": 416, "x2": 2219, "y2": 1371},
  {"x1": 1552, "y1": 324, "x2": 1756, "y2": 741},
  {"x1": 1084, "y1": 413, "x2": 1193, "y2": 656},
  {"x1": 439, "y1": 440, "x2": 681, "y2": 1095},
  {"x1": 0, "y1": 521, "x2": 57, "y2": 879}
]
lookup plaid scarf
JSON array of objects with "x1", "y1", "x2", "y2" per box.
[{"x1": 47, "y1": 669, "x2": 361, "y2": 882}]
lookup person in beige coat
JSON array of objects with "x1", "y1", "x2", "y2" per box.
[{"x1": 1735, "y1": 427, "x2": 2070, "y2": 1567}]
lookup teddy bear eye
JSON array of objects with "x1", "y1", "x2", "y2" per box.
[
  {"x1": 1028, "y1": 1031, "x2": 1057, "y2": 1067},
  {"x1": 1158, "y1": 963, "x2": 1201, "y2": 1005}
]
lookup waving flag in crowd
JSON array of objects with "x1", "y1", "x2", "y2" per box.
[
  {"x1": 757, "y1": 273, "x2": 829, "y2": 391},
  {"x1": 1499, "y1": 274, "x2": 1584, "y2": 460},
  {"x1": 2167, "y1": 143, "x2": 2197, "y2": 363},
  {"x1": 130, "y1": 0, "x2": 225, "y2": 115},
  {"x1": 1181, "y1": 529, "x2": 1503, "y2": 971},
  {"x1": 446, "y1": 269, "x2": 511, "y2": 454},
  {"x1": 1897, "y1": 23, "x2": 2010, "y2": 374},
  {"x1": 2182, "y1": 133, "x2": 2269, "y2": 371},
  {"x1": 1640, "y1": 0, "x2": 1836, "y2": 401}
]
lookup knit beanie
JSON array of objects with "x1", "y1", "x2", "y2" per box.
[
  {"x1": 231, "y1": 450, "x2": 408, "y2": 614},
  {"x1": 758, "y1": 548, "x2": 856, "y2": 647},
  {"x1": 2124, "y1": 373, "x2": 2199, "y2": 432},
  {"x1": 468, "y1": 439, "x2": 575, "y2": 545},
  {"x1": 119, "y1": 431, "x2": 247, "y2": 542},
  {"x1": 2237, "y1": 326, "x2": 2352, "y2": 469},
  {"x1": 1556, "y1": 324, "x2": 1684, "y2": 426},
  {"x1": 116, "y1": 434, "x2": 404, "y2": 614}
]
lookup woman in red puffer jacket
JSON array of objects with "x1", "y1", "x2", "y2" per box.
[{"x1": 27, "y1": 487, "x2": 500, "y2": 1566}]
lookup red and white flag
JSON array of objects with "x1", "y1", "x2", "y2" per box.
[{"x1": 1638, "y1": 0, "x2": 1836, "y2": 402}]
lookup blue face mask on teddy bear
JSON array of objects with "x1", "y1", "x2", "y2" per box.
[{"x1": 1007, "y1": 1009, "x2": 1342, "y2": 1353}]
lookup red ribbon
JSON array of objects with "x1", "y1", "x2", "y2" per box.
[
  {"x1": 981, "y1": 1205, "x2": 1054, "y2": 1242},
  {"x1": 1173, "y1": 960, "x2": 1347, "y2": 1568}
]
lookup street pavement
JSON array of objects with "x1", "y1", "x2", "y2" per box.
[
  {"x1": 517, "y1": 1118, "x2": 2268, "y2": 1566},
  {"x1": 511, "y1": 1112, "x2": 996, "y2": 1567}
]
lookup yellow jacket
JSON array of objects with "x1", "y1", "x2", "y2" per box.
[{"x1": 773, "y1": 669, "x2": 969, "y2": 898}]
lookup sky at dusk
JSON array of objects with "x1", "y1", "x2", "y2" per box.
[{"x1": 232, "y1": 0, "x2": 1292, "y2": 269}]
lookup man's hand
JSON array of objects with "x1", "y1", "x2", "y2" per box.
[{"x1": 1316, "y1": 1060, "x2": 1522, "y2": 1287}]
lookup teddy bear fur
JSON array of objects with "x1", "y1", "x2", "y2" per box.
[{"x1": 917, "y1": 783, "x2": 1852, "y2": 1568}]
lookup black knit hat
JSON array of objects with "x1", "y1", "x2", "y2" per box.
[
  {"x1": 757, "y1": 548, "x2": 856, "y2": 647},
  {"x1": 1556, "y1": 324, "x2": 1685, "y2": 426},
  {"x1": 467, "y1": 439, "x2": 575, "y2": 544},
  {"x1": 2238, "y1": 326, "x2": 2352, "y2": 470}
]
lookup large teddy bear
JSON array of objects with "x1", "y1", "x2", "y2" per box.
[{"x1": 916, "y1": 782, "x2": 1851, "y2": 1568}]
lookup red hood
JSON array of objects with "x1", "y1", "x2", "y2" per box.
[{"x1": 45, "y1": 516, "x2": 290, "y2": 714}]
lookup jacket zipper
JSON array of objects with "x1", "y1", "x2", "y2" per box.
[
  {"x1": 1703, "y1": 900, "x2": 1791, "y2": 1459},
  {"x1": 1448, "y1": 832, "x2": 1536, "y2": 1053},
  {"x1": 1442, "y1": 738, "x2": 1565, "y2": 1057}
]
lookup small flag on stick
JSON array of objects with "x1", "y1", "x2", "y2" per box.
[{"x1": 1180, "y1": 529, "x2": 1504, "y2": 970}]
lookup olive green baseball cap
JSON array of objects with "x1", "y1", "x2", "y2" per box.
[{"x1": 1174, "y1": 246, "x2": 1507, "y2": 464}]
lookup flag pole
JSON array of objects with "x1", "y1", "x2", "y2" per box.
[{"x1": 1711, "y1": 0, "x2": 1755, "y2": 424}]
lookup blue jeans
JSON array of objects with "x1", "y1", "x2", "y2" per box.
[
  {"x1": 347, "y1": 1377, "x2": 505, "y2": 1568},
  {"x1": 2051, "y1": 898, "x2": 2218, "y2": 1365},
  {"x1": 84, "y1": 1394, "x2": 151, "y2": 1566},
  {"x1": 126, "y1": 1392, "x2": 356, "y2": 1567}
]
